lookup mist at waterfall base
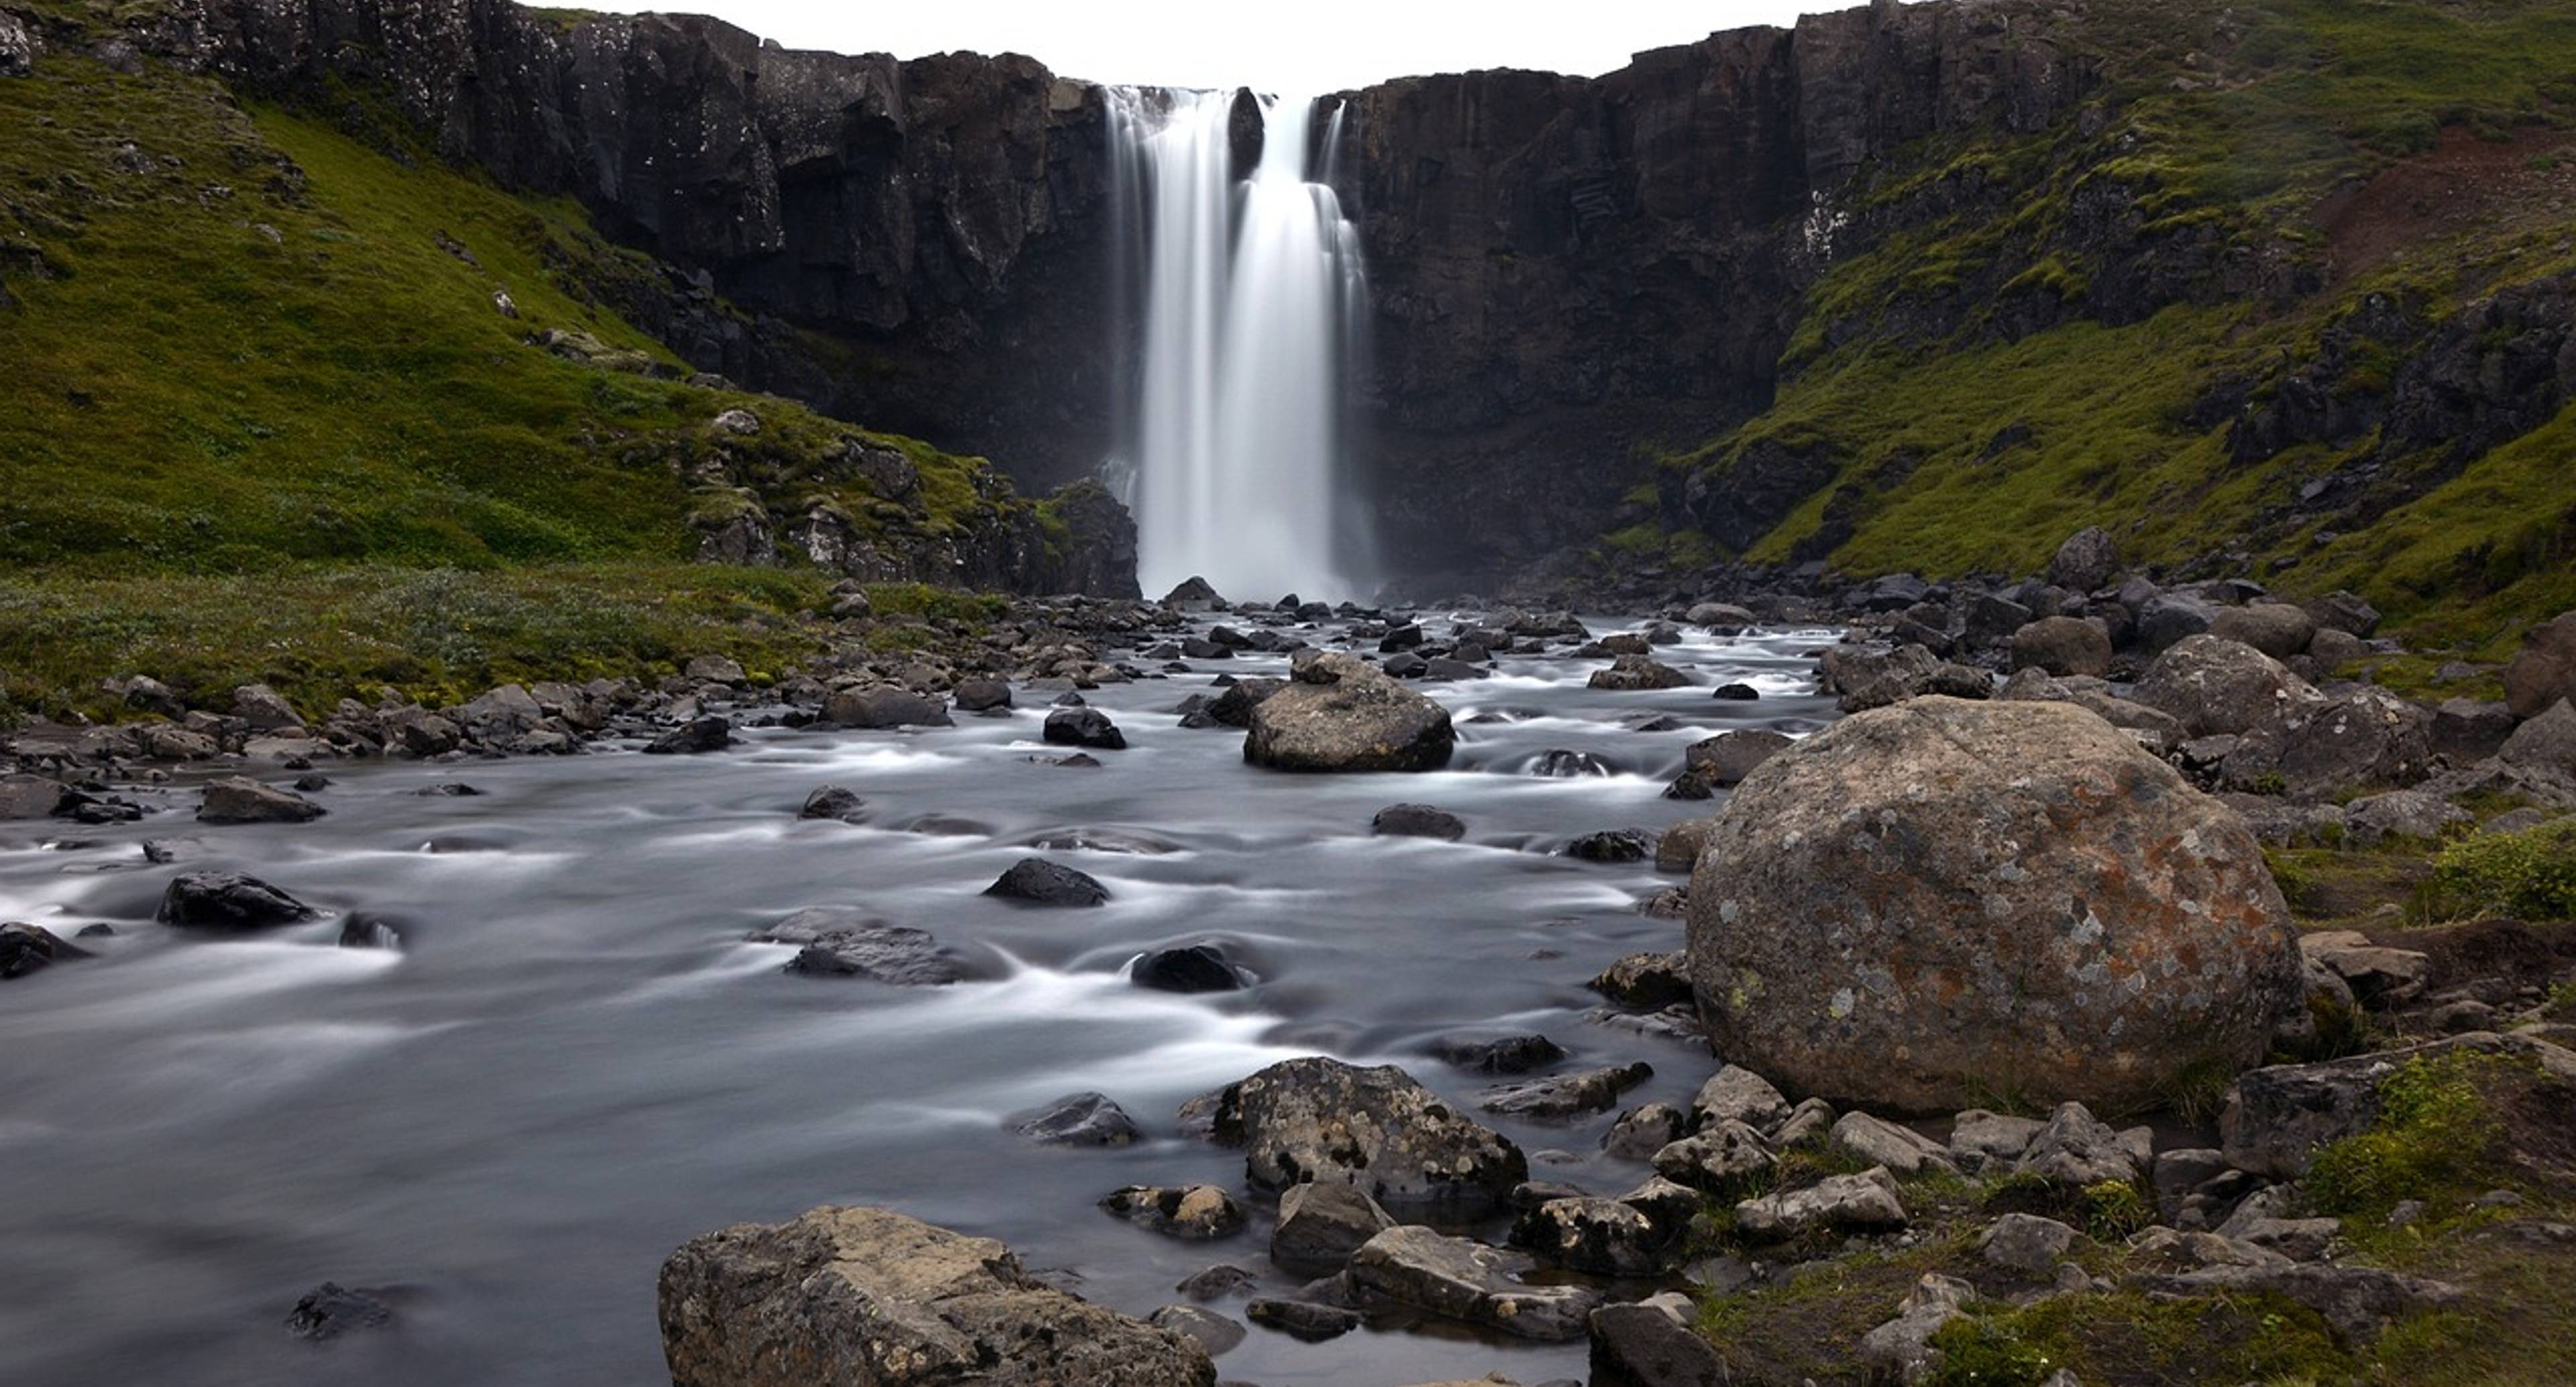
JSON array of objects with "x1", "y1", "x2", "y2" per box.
[{"x1": 1105, "y1": 90, "x2": 1376, "y2": 603}]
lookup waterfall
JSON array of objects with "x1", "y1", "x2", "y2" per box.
[{"x1": 1105, "y1": 89, "x2": 1372, "y2": 602}]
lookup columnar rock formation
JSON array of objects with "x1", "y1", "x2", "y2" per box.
[{"x1": 155, "y1": 0, "x2": 2100, "y2": 584}]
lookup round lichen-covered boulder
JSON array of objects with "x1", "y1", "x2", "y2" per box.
[
  {"x1": 1686, "y1": 696, "x2": 2302, "y2": 1114},
  {"x1": 1245, "y1": 651, "x2": 1454, "y2": 772}
]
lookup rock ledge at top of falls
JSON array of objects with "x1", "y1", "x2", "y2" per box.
[
  {"x1": 1244, "y1": 651, "x2": 1456, "y2": 773},
  {"x1": 657, "y1": 1205, "x2": 1214, "y2": 1387},
  {"x1": 1686, "y1": 696, "x2": 2305, "y2": 1114}
]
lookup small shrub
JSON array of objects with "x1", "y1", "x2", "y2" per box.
[
  {"x1": 2083, "y1": 1180, "x2": 2155, "y2": 1241},
  {"x1": 2430, "y1": 818, "x2": 2576, "y2": 922},
  {"x1": 2305, "y1": 1053, "x2": 2501, "y2": 1218}
]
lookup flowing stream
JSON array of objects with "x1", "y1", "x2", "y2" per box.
[
  {"x1": 0, "y1": 618, "x2": 1834, "y2": 1387},
  {"x1": 1108, "y1": 90, "x2": 1372, "y2": 601}
]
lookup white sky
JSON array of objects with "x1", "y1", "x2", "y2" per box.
[{"x1": 580, "y1": 2, "x2": 1860, "y2": 96}]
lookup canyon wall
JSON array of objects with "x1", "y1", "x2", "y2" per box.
[{"x1": 168, "y1": 0, "x2": 2098, "y2": 586}]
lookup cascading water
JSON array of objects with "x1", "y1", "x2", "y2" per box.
[{"x1": 1105, "y1": 89, "x2": 1373, "y2": 601}]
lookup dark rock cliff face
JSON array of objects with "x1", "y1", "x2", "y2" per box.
[{"x1": 169, "y1": 0, "x2": 2101, "y2": 588}]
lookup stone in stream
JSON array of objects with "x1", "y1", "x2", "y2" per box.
[
  {"x1": 1244, "y1": 653, "x2": 1453, "y2": 772},
  {"x1": 0, "y1": 774, "x2": 70, "y2": 820},
  {"x1": 1562, "y1": 828, "x2": 1652, "y2": 863},
  {"x1": 1683, "y1": 728, "x2": 1791, "y2": 787},
  {"x1": 657, "y1": 1205, "x2": 1215, "y2": 1387},
  {"x1": 157, "y1": 871, "x2": 320, "y2": 932},
  {"x1": 1688, "y1": 696, "x2": 2302, "y2": 1113},
  {"x1": 1197, "y1": 1056, "x2": 1527, "y2": 1217},
  {"x1": 1371, "y1": 803, "x2": 1466, "y2": 840},
  {"x1": 953, "y1": 678, "x2": 1014, "y2": 712},
  {"x1": 1428, "y1": 1032, "x2": 1565, "y2": 1075},
  {"x1": 1244, "y1": 1297, "x2": 1359, "y2": 1341},
  {"x1": 1100, "y1": 1184, "x2": 1248, "y2": 1240},
  {"x1": 1043, "y1": 706, "x2": 1127, "y2": 751},
  {"x1": 1711, "y1": 681, "x2": 1760, "y2": 700},
  {"x1": 1588, "y1": 653, "x2": 1691, "y2": 690},
  {"x1": 284, "y1": 1282, "x2": 393, "y2": 1340},
  {"x1": 337, "y1": 913, "x2": 405, "y2": 950},
  {"x1": 1204, "y1": 677, "x2": 1283, "y2": 727},
  {"x1": 644, "y1": 715, "x2": 734, "y2": 755},
  {"x1": 1343, "y1": 1225, "x2": 1601, "y2": 1342},
  {"x1": 983, "y1": 858, "x2": 1109, "y2": 907},
  {"x1": 1532, "y1": 748, "x2": 1614, "y2": 777},
  {"x1": 749, "y1": 907, "x2": 967, "y2": 986},
  {"x1": 1009, "y1": 1091, "x2": 1144, "y2": 1148},
  {"x1": 1478, "y1": 1062, "x2": 1654, "y2": 1121},
  {"x1": 1144, "y1": 1304, "x2": 1244, "y2": 1357},
  {"x1": 197, "y1": 776, "x2": 324, "y2": 824},
  {"x1": 796, "y1": 785, "x2": 868, "y2": 823},
  {"x1": 0, "y1": 922, "x2": 89, "y2": 979},
  {"x1": 1131, "y1": 944, "x2": 1241, "y2": 993},
  {"x1": 1173, "y1": 1265, "x2": 1255, "y2": 1301},
  {"x1": 1026, "y1": 827, "x2": 1181, "y2": 855},
  {"x1": 822, "y1": 685, "x2": 953, "y2": 729},
  {"x1": 1161, "y1": 575, "x2": 1224, "y2": 610},
  {"x1": 1655, "y1": 818, "x2": 1718, "y2": 873},
  {"x1": 1588, "y1": 952, "x2": 1692, "y2": 1011},
  {"x1": 1271, "y1": 1181, "x2": 1396, "y2": 1273}
]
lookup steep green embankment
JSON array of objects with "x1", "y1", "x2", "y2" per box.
[
  {"x1": 0, "y1": 4, "x2": 1049, "y2": 714},
  {"x1": 1628, "y1": 0, "x2": 2576, "y2": 656}
]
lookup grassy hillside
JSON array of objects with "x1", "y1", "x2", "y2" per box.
[
  {"x1": 1627, "y1": 0, "x2": 2576, "y2": 656},
  {"x1": 0, "y1": 8, "x2": 1050, "y2": 716}
]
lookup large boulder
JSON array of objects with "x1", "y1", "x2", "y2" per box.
[
  {"x1": 2217, "y1": 687, "x2": 2434, "y2": 798},
  {"x1": 1589, "y1": 655, "x2": 1691, "y2": 691},
  {"x1": 2049, "y1": 526, "x2": 2120, "y2": 592},
  {"x1": 0, "y1": 774, "x2": 70, "y2": 820},
  {"x1": 2504, "y1": 610, "x2": 2576, "y2": 718},
  {"x1": 1198, "y1": 1057, "x2": 1526, "y2": 1217},
  {"x1": 2132, "y1": 634, "x2": 2322, "y2": 737},
  {"x1": 157, "y1": 871, "x2": 321, "y2": 932},
  {"x1": 2500, "y1": 699, "x2": 2576, "y2": 775},
  {"x1": 1244, "y1": 653, "x2": 1454, "y2": 772},
  {"x1": 2010, "y1": 616, "x2": 2113, "y2": 678},
  {"x1": 2208, "y1": 603, "x2": 2319, "y2": 660},
  {"x1": 1686, "y1": 697, "x2": 2303, "y2": 1113},
  {"x1": 197, "y1": 776, "x2": 325, "y2": 824},
  {"x1": 824, "y1": 685, "x2": 953, "y2": 729},
  {"x1": 657, "y1": 1205, "x2": 1214, "y2": 1387}
]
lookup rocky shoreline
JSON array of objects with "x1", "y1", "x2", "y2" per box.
[{"x1": 7, "y1": 538, "x2": 2575, "y2": 1386}]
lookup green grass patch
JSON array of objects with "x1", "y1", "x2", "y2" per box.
[{"x1": 2306, "y1": 1051, "x2": 2507, "y2": 1222}]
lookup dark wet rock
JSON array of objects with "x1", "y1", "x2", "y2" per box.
[
  {"x1": 983, "y1": 858, "x2": 1109, "y2": 907},
  {"x1": 1479, "y1": 1062, "x2": 1654, "y2": 1121},
  {"x1": 1688, "y1": 602, "x2": 1758, "y2": 631},
  {"x1": 1101, "y1": 1184, "x2": 1248, "y2": 1241},
  {"x1": 645, "y1": 715, "x2": 735, "y2": 755},
  {"x1": 750, "y1": 906, "x2": 968, "y2": 985},
  {"x1": 1144, "y1": 1304, "x2": 1244, "y2": 1357},
  {"x1": 2010, "y1": 615, "x2": 2114, "y2": 678},
  {"x1": 1033, "y1": 753, "x2": 1103, "y2": 769},
  {"x1": 1589, "y1": 654, "x2": 1690, "y2": 691},
  {"x1": 1428, "y1": 1032, "x2": 1566, "y2": 1075},
  {"x1": 823, "y1": 685, "x2": 953, "y2": 729},
  {"x1": 158, "y1": 871, "x2": 320, "y2": 932},
  {"x1": 1688, "y1": 697, "x2": 2302, "y2": 1113},
  {"x1": 284, "y1": 1282, "x2": 392, "y2": 1341},
  {"x1": 1197, "y1": 1056, "x2": 1527, "y2": 1217},
  {"x1": 1588, "y1": 952, "x2": 1692, "y2": 1011},
  {"x1": 409, "y1": 781, "x2": 483, "y2": 797},
  {"x1": 657, "y1": 1205, "x2": 1215, "y2": 1387},
  {"x1": 0, "y1": 922, "x2": 89, "y2": 979},
  {"x1": 1532, "y1": 748, "x2": 1615, "y2": 777},
  {"x1": 797, "y1": 785, "x2": 869, "y2": 823},
  {"x1": 1174, "y1": 1265, "x2": 1255, "y2": 1301},
  {"x1": 1372, "y1": 803, "x2": 1466, "y2": 840},
  {"x1": 953, "y1": 678, "x2": 1014, "y2": 712},
  {"x1": 292, "y1": 773, "x2": 332, "y2": 793},
  {"x1": 1711, "y1": 681, "x2": 1760, "y2": 701},
  {"x1": 1044, "y1": 706, "x2": 1127, "y2": 751},
  {"x1": 2504, "y1": 610, "x2": 2576, "y2": 718},
  {"x1": 337, "y1": 913, "x2": 404, "y2": 950},
  {"x1": 1603, "y1": 1103, "x2": 1689, "y2": 1162},
  {"x1": 1010, "y1": 1091, "x2": 1144, "y2": 1148},
  {"x1": 1562, "y1": 828, "x2": 1652, "y2": 863},
  {"x1": 1026, "y1": 827, "x2": 1181, "y2": 855},
  {"x1": 1132, "y1": 944, "x2": 1242, "y2": 993},
  {"x1": 1244, "y1": 1297, "x2": 1358, "y2": 1341},
  {"x1": 1162, "y1": 576, "x2": 1224, "y2": 611},
  {"x1": 1345, "y1": 1225, "x2": 1601, "y2": 1341},
  {"x1": 1683, "y1": 730, "x2": 1792, "y2": 787},
  {"x1": 1205, "y1": 677, "x2": 1284, "y2": 728},
  {"x1": 1735, "y1": 1166, "x2": 1908, "y2": 1240},
  {"x1": 197, "y1": 776, "x2": 324, "y2": 824},
  {"x1": 1271, "y1": 1180, "x2": 1397, "y2": 1274},
  {"x1": 1589, "y1": 1297, "x2": 1729, "y2": 1387},
  {"x1": 0, "y1": 775, "x2": 71, "y2": 820},
  {"x1": 1245, "y1": 653, "x2": 1453, "y2": 773}
]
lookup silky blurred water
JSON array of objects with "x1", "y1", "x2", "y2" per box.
[{"x1": 0, "y1": 616, "x2": 1834, "y2": 1387}]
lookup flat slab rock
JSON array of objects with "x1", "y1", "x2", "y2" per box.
[
  {"x1": 747, "y1": 907, "x2": 968, "y2": 985},
  {"x1": 1342, "y1": 1225, "x2": 1601, "y2": 1342},
  {"x1": 657, "y1": 1205, "x2": 1214, "y2": 1387}
]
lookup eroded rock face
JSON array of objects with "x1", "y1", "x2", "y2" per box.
[
  {"x1": 1199, "y1": 1057, "x2": 1527, "y2": 1217},
  {"x1": 656, "y1": 1205, "x2": 1214, "y2": 1387},
  {"x1": 1686, "y1": 696, "x2": 2304, "y2": 1113}
]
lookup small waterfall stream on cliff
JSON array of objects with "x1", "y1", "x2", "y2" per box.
[{"x1": 1106, "y1": 89, "x2": 1371, "y2": 600}]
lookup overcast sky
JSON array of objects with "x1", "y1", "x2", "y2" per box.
[{"x1": 580, "y1": 2, "x2": 1860, "y2": 95}]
